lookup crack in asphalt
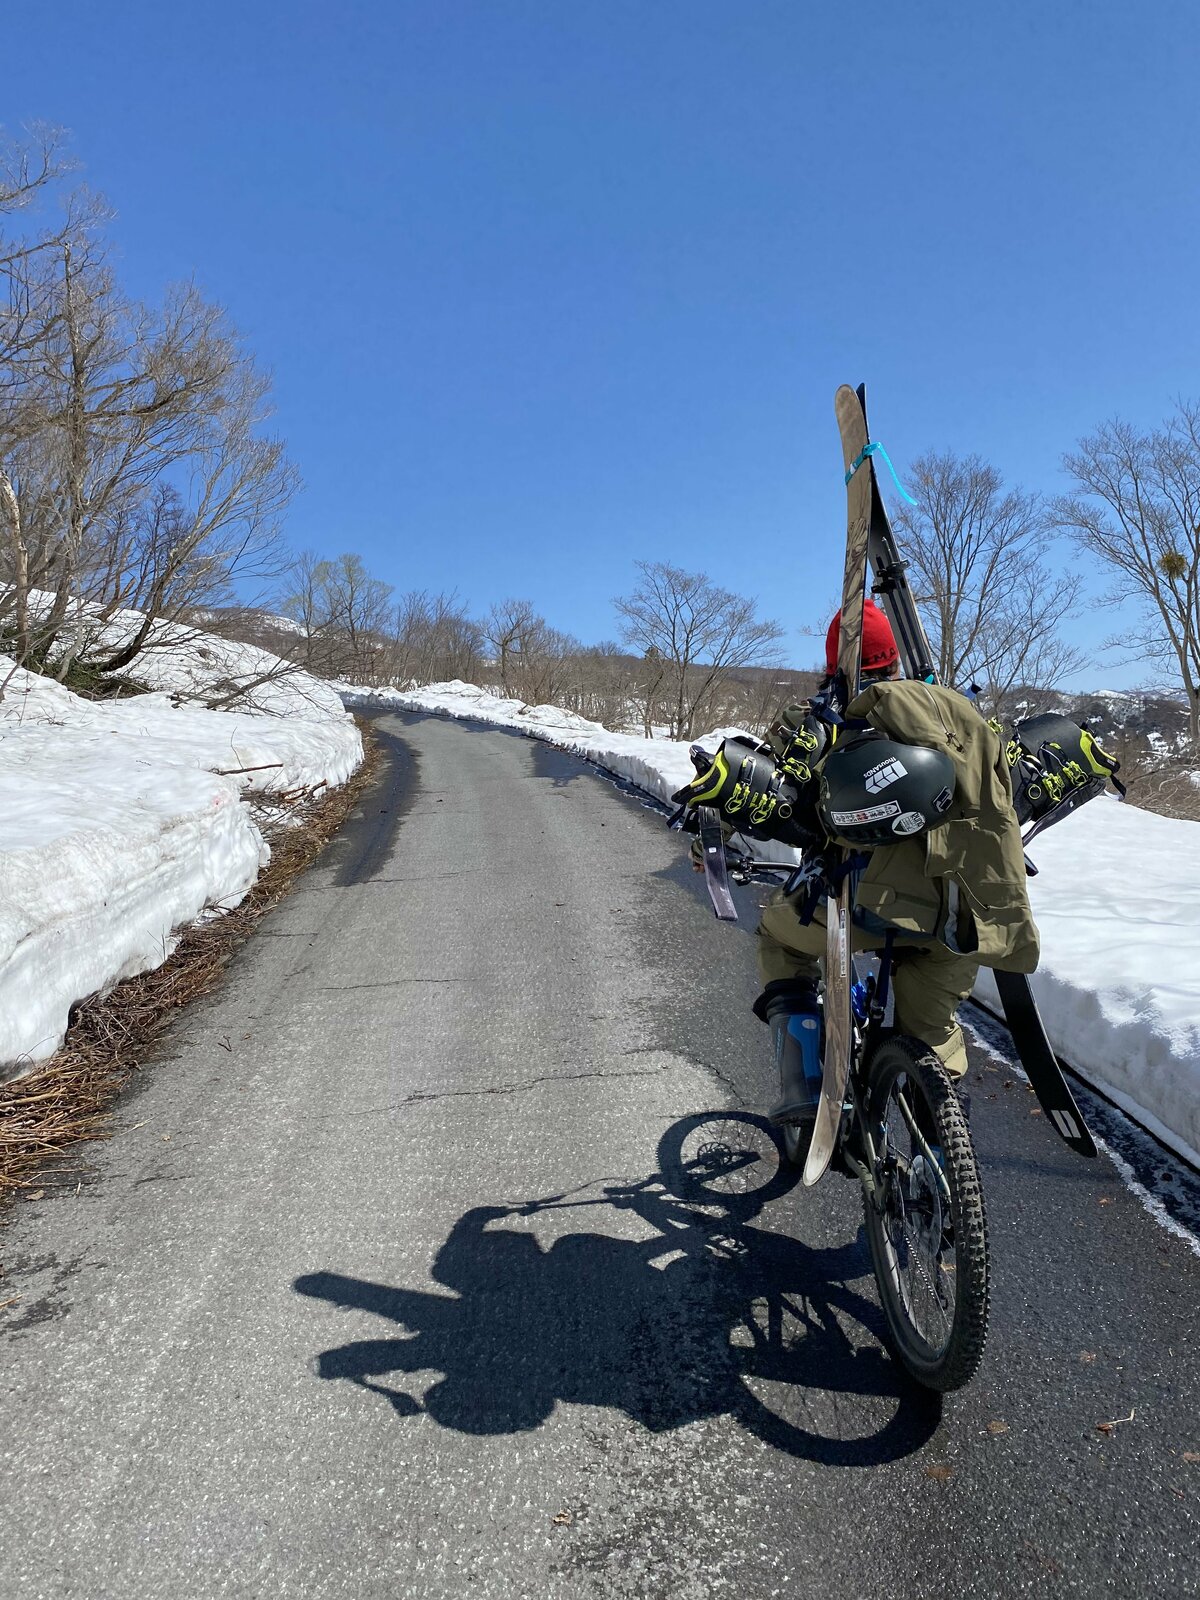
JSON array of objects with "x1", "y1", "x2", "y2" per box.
[
  {"x1": 304, "y1": 1055, "x2": 672, "y2": 1121},
  {"x1": 705, "y1": 1058, "x2": 753, "y2": 1108},
  {"x1": 314, "y1": 978, "x2": 473, "y2": 991}
]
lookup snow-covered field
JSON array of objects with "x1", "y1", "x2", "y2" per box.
[
  {"x1": 1, "y1": 628, "x2": 362, "y2": 1075},
  {"x1": 343, "y1": 679, "x2": 1200, "y2": 1168}
]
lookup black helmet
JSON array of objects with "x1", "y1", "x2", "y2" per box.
[
  {"x1": 671, "y1": 736, "x2": 811, "y2": 845},
  {"x1": 817, "y1": 731, "x2": 956, "y2": 846}
]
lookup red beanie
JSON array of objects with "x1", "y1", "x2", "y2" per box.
[{"x1": 825, "y1": 598, "x2": 899, "y2": 675}]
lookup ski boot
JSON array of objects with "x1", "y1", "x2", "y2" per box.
[{"x1": 758, "y1": 980, "x2": 824, "y2": 1130}]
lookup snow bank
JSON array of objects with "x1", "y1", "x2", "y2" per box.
[
  {"x1": 0, "y1": 713, "x2": 264, "y2": 1068},
  {"x1": 1, "y1": 621, "x2": 363, "y2": 1073},
  {"x1": 975, "y1": 800, "x2": 1200, "y2": 1167},
  {"x1": 92, "y1": 608, "x2": 347, "y2": 720},
  {"x1": 346, "y1": 679, "x2": 1200, "y2": 1166}
]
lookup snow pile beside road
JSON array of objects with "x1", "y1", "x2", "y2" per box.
[
  {"x1": 32, "y1": 596, "x2": 345, "y2": 720},
  {"x1": 101, "y1": 611, "x2": 346, "y2": 720},
  {"x1": 976, "y1": 801, "x2": 1200, "y2": 1167},
  {"x1": 1, "y1": 628, "x2": 362, "y2": 1072},
  {"x1": 345, "y1": 678, "x2": 1200, "y2": 1166}
]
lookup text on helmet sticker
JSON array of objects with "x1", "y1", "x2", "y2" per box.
[
  {"x1": 892, "y1": 810, "x2": 927, "y2": 835},
  {"x1": 829, "y1": 800, "x2": 901, "y2": 827}
]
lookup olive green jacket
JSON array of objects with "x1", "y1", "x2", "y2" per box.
[{"x1": 844, "y1": 681, "x2": 1040, "y2": 973}]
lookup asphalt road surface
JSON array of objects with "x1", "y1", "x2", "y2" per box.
[{"x1": 3, "y1": 711, "x2": 1198, "y2": 1600}]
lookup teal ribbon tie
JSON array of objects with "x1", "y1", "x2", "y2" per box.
[{"x1": 845, "y1": 440, "x2": 918, "y2": 505}]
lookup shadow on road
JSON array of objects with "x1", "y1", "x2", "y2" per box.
[{"x1": 294, "y1": 1113, "x2": 940, "y2": 1467}]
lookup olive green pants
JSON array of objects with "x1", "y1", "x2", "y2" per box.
[{"x1": 756, "y1": 888, "x2": 978, "y2": 1080}]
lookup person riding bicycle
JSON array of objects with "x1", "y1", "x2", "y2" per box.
[{"x1": 680, "y1": 599, "x2": 1039, "y2": 1139}]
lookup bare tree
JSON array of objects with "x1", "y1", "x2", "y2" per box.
[
  {"x1": 0, "y1": 124, "x2": 88, "y2": 380},
  {"x1": 41, "y1": 267, "x2": 292, "y2": 665},
  {"x1": 635, "y1": 644, "x2": 668, "y2": 737},
  {"x1": 1056, "y1": 403, "x2": 1200, "y2": 742},
  {"x1": 389, "y1": 589, "x2": 481, "y2": 685},
  {"x1": 279, "y1": 551, "x2": 393, "y2": 683},
  {"x1": 891, "y1": 451, "x2": 1083, "y2": 718},
  {"x1": 714, "y1": 667, "x2": 823, "y2": 738},
  {"x1": 481, "y1": 598, "x2": 546, "y2": 697},
  {"x1": 613, "y1": 561, "x2": 784, "y2": 740},
  {"x1": 515, "y1": 623, "x2": 579, "y2": 707},
  {"x1": 0, "y1": 129, "x2": 296, "y2": 694},
  {"x1": 554, "y1": 641, "x2": 637, "y2": 729},
  {"x1": 0, "y1": 127, "x2": 85, "y2": 669}
]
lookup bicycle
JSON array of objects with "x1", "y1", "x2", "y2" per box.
[{"x1": 671, "y1": 858, "x2": 989, "y2": 1394}]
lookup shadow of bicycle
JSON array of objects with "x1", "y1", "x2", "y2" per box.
[{"x1": 294, "y1": 1112, "x2": 940, "y2": 1466}]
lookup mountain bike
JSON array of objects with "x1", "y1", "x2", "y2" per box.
[{"x1": 668, "y1": 873, "x2": 989, "y2": 1393}]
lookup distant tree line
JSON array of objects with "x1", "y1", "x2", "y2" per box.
[{"x1": 273, "y1": 553, "x2": 809, "y2": 741}]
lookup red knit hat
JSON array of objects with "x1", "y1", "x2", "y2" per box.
[{"x1": 825, "y1": 598, "x2": 899, "y2": 675}]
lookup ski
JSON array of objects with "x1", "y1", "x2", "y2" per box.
[
  {"x1": 993, "y1": 971, "x2": 1098, "y2": 1157},
  {"x1": 865, "y1": 457, "x2": 937, "y2": 685},
  {"x1": 851, "y1": 392, "x2": 1097, "y2": 1159},
  {"x1": 804, "y1": 383, "x2": 873, "y2": 1188},
  {"x1": 696, "y1": 805, "x2": 738, "y2": 922}
]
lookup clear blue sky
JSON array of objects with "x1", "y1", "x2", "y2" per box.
[{"x1": 10, "y1": 2, "x2": 1199, "y2": 684}]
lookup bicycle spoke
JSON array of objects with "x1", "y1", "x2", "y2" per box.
[
  {"x1": 875, "y1": 1073, "x2": 959, "y2": 1357},
  {"x1": 861, "y1": 1038, "x2": 989, "y2": 1391}
]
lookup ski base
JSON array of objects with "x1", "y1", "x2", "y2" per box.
[
  {"x1": 803, "y1": 895, "x2": 854, "y2": 1186},
  {"x1": 697, "y1": 806, "x2": 738, "y2": 922},
  {"x1": 993, "y1": 970, "x2": 1097, "y2": 1157},
  {"x1": 804, "y1": 384, "x2": 874, "y2": 1187}
]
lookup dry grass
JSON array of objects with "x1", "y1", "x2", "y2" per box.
[
  {"x1": 1120, "y1": 763, "x2": 1200, "y2": 823},
  {"x1": 0, "y1": 719, "x2": 381, "y2": 1219}
]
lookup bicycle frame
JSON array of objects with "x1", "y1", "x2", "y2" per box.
[{"x1": 835, "y1": 944, "x2": 953, "y2": 1215}]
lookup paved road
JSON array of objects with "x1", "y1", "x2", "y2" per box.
[{"x1": 3, "y1": 711, "x2": 1198, "y2": 1599}]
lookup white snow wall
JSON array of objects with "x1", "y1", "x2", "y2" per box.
[{"x1": 1, "y1": 640, "x2": 362, "y2": 1074}]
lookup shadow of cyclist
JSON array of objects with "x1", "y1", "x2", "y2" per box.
[{"x1": 294, "y1": 1117, "x2": 940, "y2": 1467}]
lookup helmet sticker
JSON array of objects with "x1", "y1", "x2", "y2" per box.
[
  {"x1": 829, "y1": 800, "x2": 901, "y2": 827},
  {"x1": 892, "y1": 810, "x2": 927, "y2": 835},
  {"x1": 864, "y1": 756, "x2": 908, "y2": 793},
  {"x1": 933, "y1": 785, "x2": 954, "y2": 814}
]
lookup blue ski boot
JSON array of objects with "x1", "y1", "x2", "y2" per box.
[{"x1": 759, "y1": 981, "x2": 824, "y2": 1127}]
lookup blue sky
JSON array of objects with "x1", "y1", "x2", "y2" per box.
[{"x1": 9, "y1": 2, "x2": 1199, "y2": 684}]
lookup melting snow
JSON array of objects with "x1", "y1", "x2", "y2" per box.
[{"x1": 1, "y1": 626, "x2": 362, "y2": 1073}]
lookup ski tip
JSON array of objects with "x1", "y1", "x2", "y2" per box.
[
  {"x1": 834, "y1": 384, "x2": 867, "y2": 432},
  {"x1": 801, "y1": 1145, "x2": 831, "y2": 1187},
  {"x1": 1043, "y1": 1093, "x2": 1099, "y2": 1156}
]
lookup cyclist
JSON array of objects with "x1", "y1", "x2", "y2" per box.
[{"x1": 685, "y1": 599, "x2": 1038, "y2": 1136}]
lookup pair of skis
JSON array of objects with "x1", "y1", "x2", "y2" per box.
[
  {"x1": 801, "y1": 387, "x2": 877, "y2": 1184},
  {"x1": 803, "y1": 384, "x2": 1095, "y2": 1185}
]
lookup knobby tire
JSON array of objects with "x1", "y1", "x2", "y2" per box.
[{"x1": 862, "y1": 1036, "x2": 989, "y2": 1392}]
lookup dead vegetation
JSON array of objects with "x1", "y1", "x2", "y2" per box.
[{"x1": 0, "y1": 720, "x2": 380, "y2": 1221}]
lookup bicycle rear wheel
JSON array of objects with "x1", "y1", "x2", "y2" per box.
[
  {"x1": 780, "y1": 1119, "x2": 813, "y2": 1168},
  {"x1": 861, "y1": 1036, "x2": 989, "y2": 1392}
]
